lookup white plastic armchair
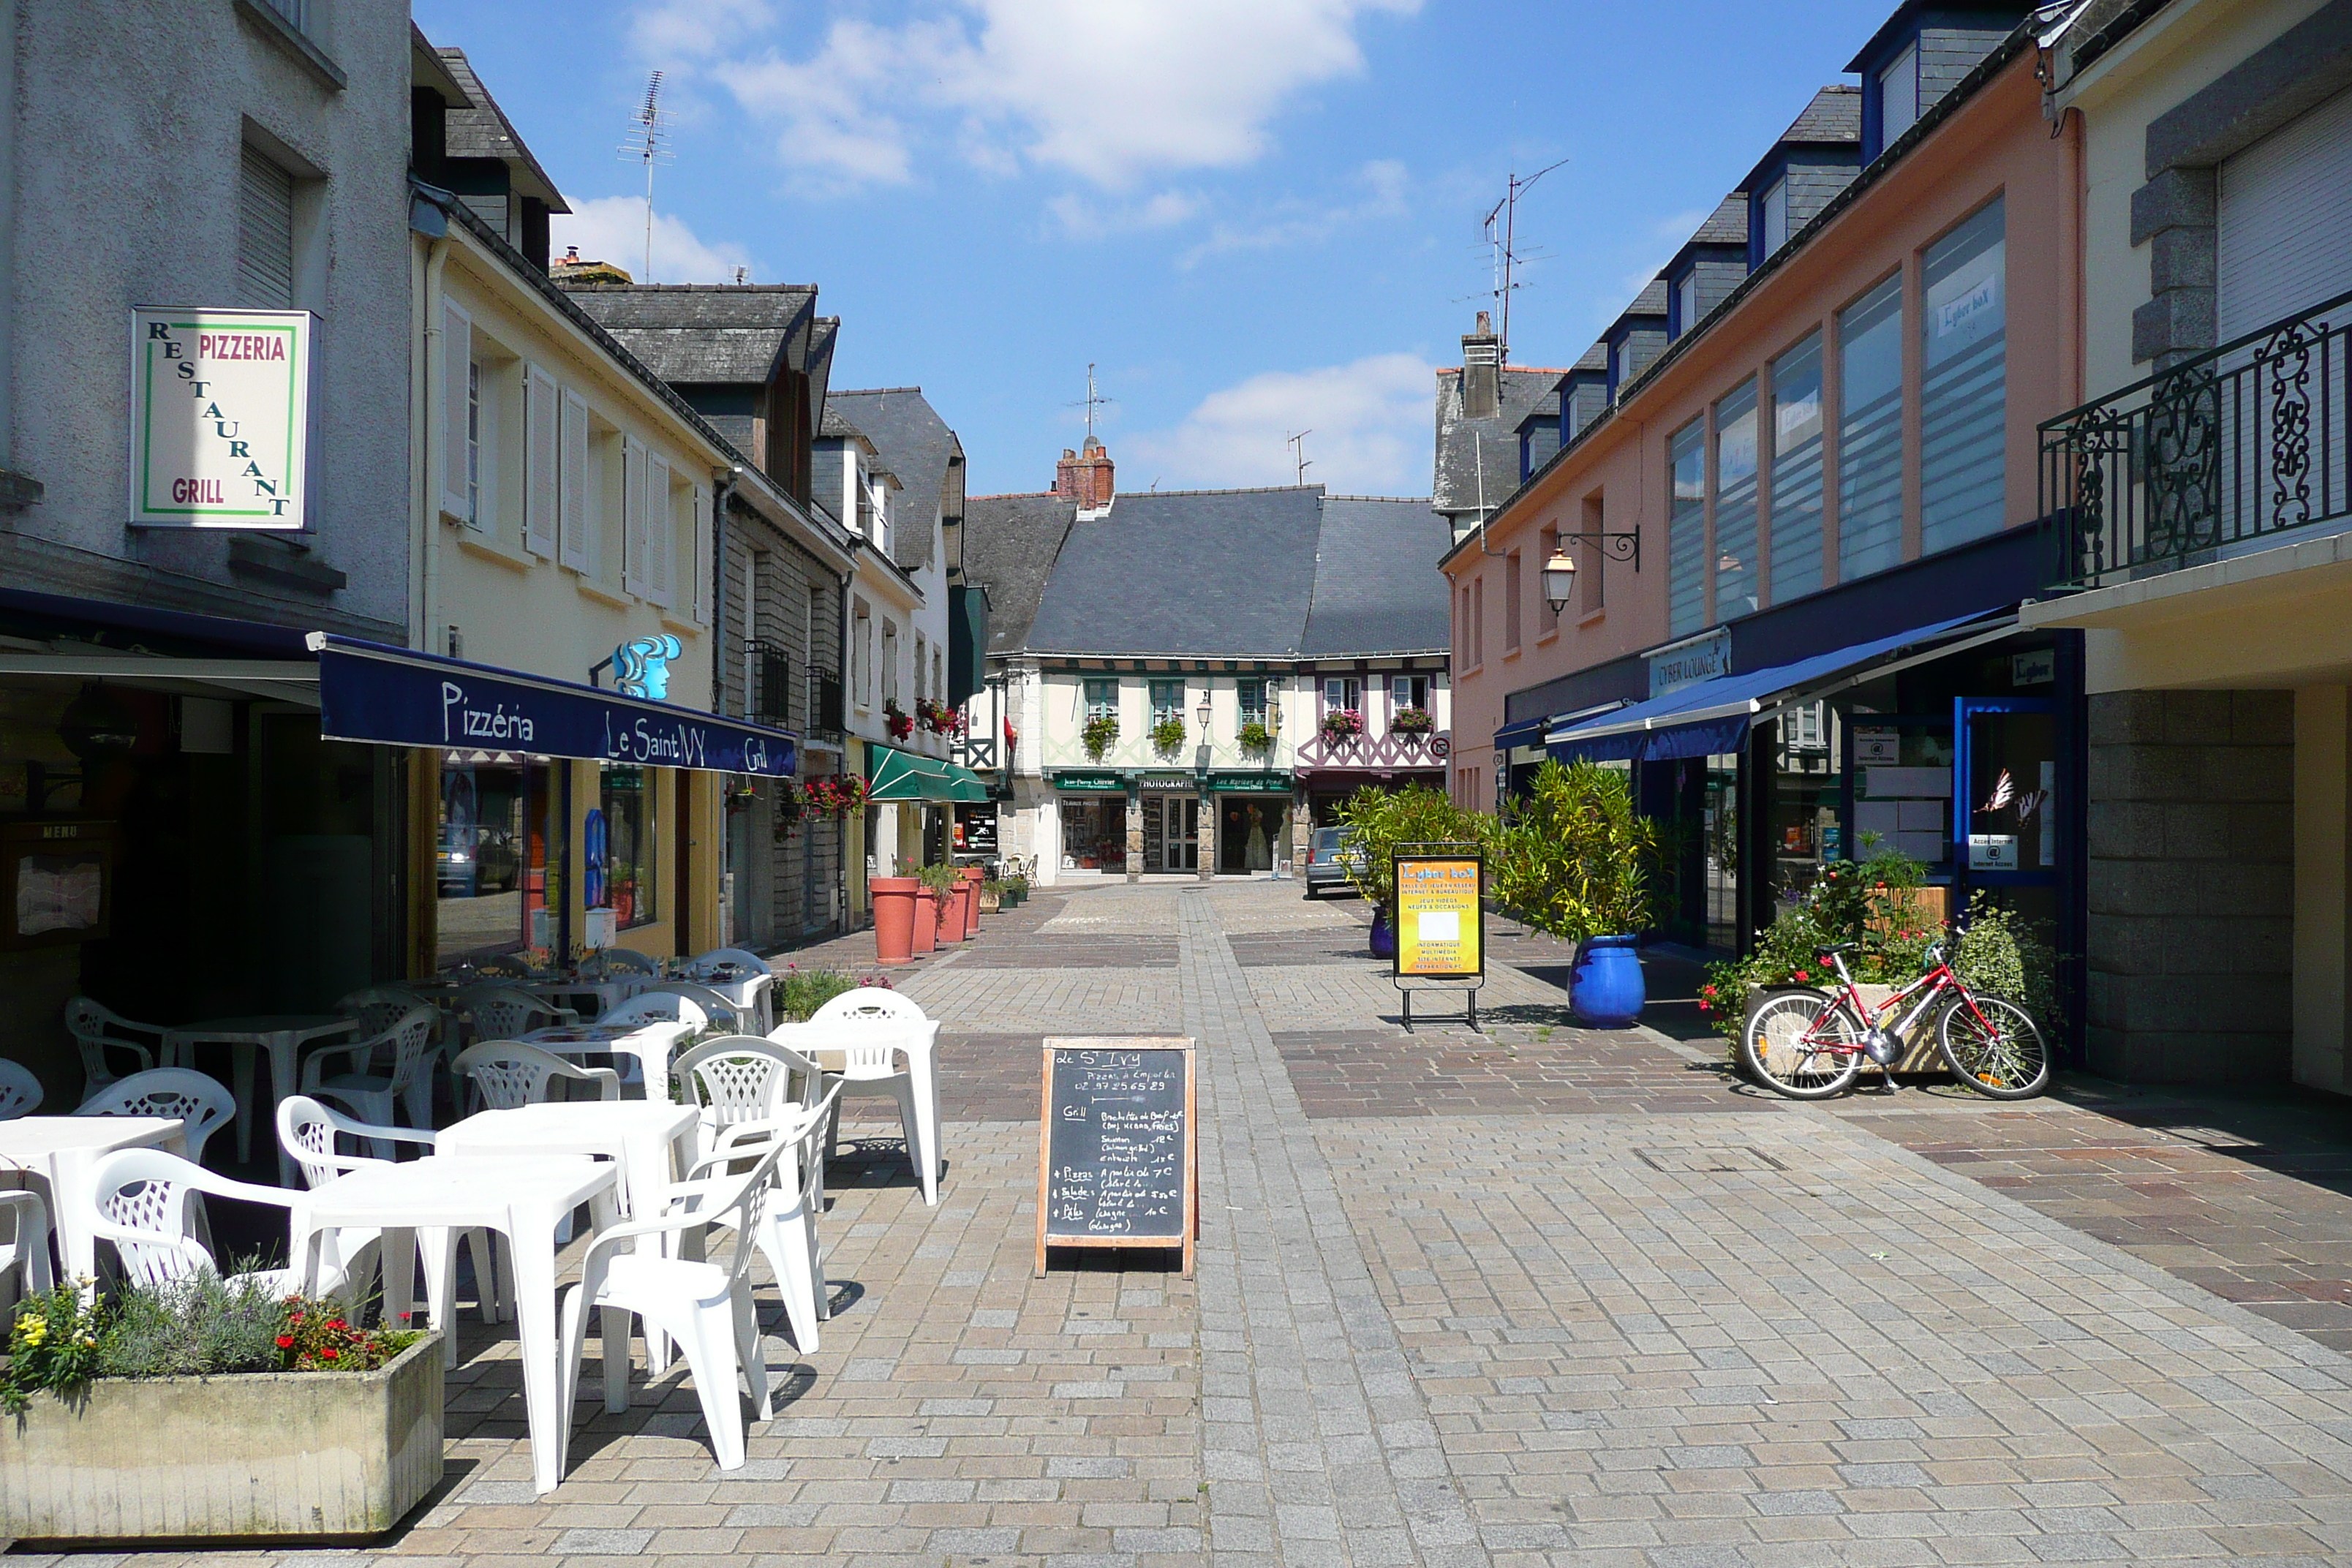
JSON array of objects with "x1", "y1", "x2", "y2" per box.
[
  {"x1": 0, "y1": 1189, "x2": 54, "y2": 1300},
  {"x1": 632, "y1": 981, "x2": 740, "y2": 1033},
  {"x1": 451, "y1": 1041, "x2": 620, "y2": 1110},
  {"x1": 338, "y1": 985, "x2": 438, "y2": 1040},
  {"x1": 298, "y1": 1006, "x2": 440, "y2": 1153},
  {"x1": 556, "y1": 1142, "x2": 783, "y2": 1477},
  {"x1": 687, "y1": 1082, "x2": 844, "y2": 1351},
  {"x1": 802, "y1": 990, "x2": 941, "y2": 1204},
  {"x1": 600, "y1": 992, "x2": 709, "y2": 1031},
  {"x1": 86, "y1": 1146, "x2": 336, "y2": 1297},
  {"x1": 0, "y1": 1058, "x2": 45, "y2": 1120},
  {"x1": 584, "y1": 947, "x2": 663, "y2": 979},
  {"x1": 674, "y1": 1037, "x2": 822, "y2": 1132},
  {"x1": 460, "y1": 985, "x2": 575, "y2": 1044},
  {"x1": 61, "y1": 996, "x2": 162, "y2": 1095},
  {"x1": 75, "y1": 1068, "x2": 237, "y2": 1166},
  {"x1": 685, "y1": 948, "x2": 772, "y2": 978}
]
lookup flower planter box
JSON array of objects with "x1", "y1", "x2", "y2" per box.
[
  {"x1": 0, "y1": 1333, "x2": 443, "y2": 1542},
  {"x1": 1741, "y1": 984, "x2": 1944, "y2": 1075}
]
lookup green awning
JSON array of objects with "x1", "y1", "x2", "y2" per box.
[{"x1": 867, "y1": 744, "x2": 992, "y2": 804}]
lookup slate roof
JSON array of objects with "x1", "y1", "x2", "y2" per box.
[
  {"x1": 818, "y1": 404, "x2": 862, "y2": 441},
  {"x1": 962, "y1": 494, "x2": 1079, "y2": 654},
  {"x1": 434, "y1": 48, "x2": 568, "y2": 210},
  {"x1": 1693, "y1": 191, "x2": 1751, "y2": 246},
  {"x1": 1023, "y1": 487, "x2": 1326, "y2": 658},
  {"x1": 1572, "y1": 342, "x2": 1609, "y2": 373},
  {"x1": 1433, "y1": 366, "x2": 1568, "y2": 520},
  {"x1": 1303, "y1": 497, "x2": 1452, "y2": 656},
  {"x1": 561, "y1": 285, "x2": 819, "y2": 385},
  {"x1": 1783, "y1": 84, "x2": 1862, "y2": 144},
  {"x1": 1621, "y1": 277, "x2": 1670, "y2": 320},
  {"x1": 829, "y1": 388, "x2": 964, "y2": 574}
]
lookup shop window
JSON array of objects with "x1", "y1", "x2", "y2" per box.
[
  {"x1": 1838, "y1": 272, "x2": 1905, "y2": 580},
  {"x1": 1920, "y1": 197, "x2": 2006, "y2": 555},
  {"x1": 437, "y1": 754, "x2": 560, "y2": 968},
  {"x1": 1769, "y1": 331, "x2": 1825, "y2": 602},
  {"x1": 593, "y1": 764, "x2": 656, "y2": 930},
  {"x1": 1667, "y1": 418, "x2": 1706, "y2": 636},
  {"x1": 1769, "y1": 704, "x2": 1842, "y2": 910},
  {"x1": 1713, "y1": 378, "x2": 1760, "y2": 620},
  {"x1": 1084, "y1": 677, "x2": 1119, "y2": 720}
]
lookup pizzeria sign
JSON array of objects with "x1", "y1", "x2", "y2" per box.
[{"x1": 128, "y1": 306, "x2": 311, "y2": 528}]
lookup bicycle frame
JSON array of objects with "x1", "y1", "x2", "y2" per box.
[{"x1": 1798, "y1": 948, "x2": 1997, "y2": 1052}]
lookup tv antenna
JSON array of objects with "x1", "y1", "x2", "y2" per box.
[
  {"x1": 1480, "y1": 155, "x2": 1569, "y2": 363},
  {"x1": 1287, "y1": 430, "x2": 1313, "y2": 486},
  {"x1": 1066, "y1": 363, "x2": 1115, "y2": 442},
  {"x1": 620, "y1": 71, "x2": 673, "y2": 283}
]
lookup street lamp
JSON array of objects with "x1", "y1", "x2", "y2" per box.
[
  {"x1": 1543, "y1": 529, "x2": 1643, "y2": 612},
  {"x1": 1196, "y1": 694, "x2": 1213, "y2": 732},
  {"x1": 1542, "y1": 548, "x2": 1577, "y2": 612}
]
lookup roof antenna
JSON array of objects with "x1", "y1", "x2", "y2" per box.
[
  {"x1": 621, "y1": 71, "x2": 672, "y2": 283},
  {"x1": 1066, "y1": 363, "x2": 1115, "y2": 441},
  {"x1": 1479, "y1": 156, "x2": 1569, "y2": 364},
  {"x1": 1287, "y1": 430, "x2": 1313, "y2": 486}
]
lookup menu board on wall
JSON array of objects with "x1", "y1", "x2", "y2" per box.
[{"x1": 1036, "y1": 1039, "x2": 1195, "y2": 1278}]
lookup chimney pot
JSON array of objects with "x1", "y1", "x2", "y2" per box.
[{"x1": 1055, "y1": 440, "x2": 1115, "y2": 510}]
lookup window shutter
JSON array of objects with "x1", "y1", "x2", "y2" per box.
[
  {"x1": 558, "y1": 388, "x2": 589, "y2": 571},
  {"x1": 439, "y1": 301, "x2": 472, "y2": 521},
  {"x1": 524, "y1": 366, "x2": 557, "y2": 557},
  {"x1": 692, "y1": 485, "x2": 712, "y2": 625},
  {"x1": 622, "y1": 437, "x2": 649, "y2": 595},
  {"x1": 237, "y1": 147, "x2": 295, "y2": 309},
  {"x1": 646, "y1": 456, "x2": 674, "y2": 608}
]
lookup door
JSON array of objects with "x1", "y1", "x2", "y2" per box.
[{"x1": 1157, "y1": 798, "x2": 1197, "y2": 870}]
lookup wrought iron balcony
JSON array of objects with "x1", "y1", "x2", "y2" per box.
[
  {"x1": 745, "y1": 638, "x2": 843, "y2": 747},
  {"x1": 2041, "y1": 287, "x2": 2352, "y2": 588}
]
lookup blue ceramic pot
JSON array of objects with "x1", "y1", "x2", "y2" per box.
[
  {"x1": 1369, "y1": 905, "x2": 1396, "y2": 959},
  {"x1": 1569, "y1": 935, "x2": 1646, "y2": 1027}
]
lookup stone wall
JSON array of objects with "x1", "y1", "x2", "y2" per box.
[{"x1": 2087, "y1": 689, "x2": 2293, "y2": 1083}]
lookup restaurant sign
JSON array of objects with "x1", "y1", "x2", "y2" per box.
[{"x1": 129, "y1": 306, "x2": 311, "y2": 528}]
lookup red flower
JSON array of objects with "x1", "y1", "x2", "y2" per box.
[
  {"x1": 1793, "y1": 969, "x2": 1809, "y2": 981},
  {"x1": 320, "y1": 1347, "x2": 339, "y2": 1360},
  {"x1": 1700, "y1": 984, "x2": 1716, "y2": 998},
  {"x1": 276, "y1": 1335, "x2": 294, "y2": 1349}
]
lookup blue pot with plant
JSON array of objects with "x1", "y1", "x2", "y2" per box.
[
  {"x1": 1369, "y1": 905, "x2": 1396, "y2": 959},
  {"x1": 1569, "y1": 935, "x2": 1645, "y2": 1027}
]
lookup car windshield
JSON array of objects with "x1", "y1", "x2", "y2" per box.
[{"x1": 1311, "y1": 829, "x2": 1343, "y2": 853}]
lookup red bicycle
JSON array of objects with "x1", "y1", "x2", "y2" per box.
[{"x1": 1739, "y1": 941, "x2": 2050, "y2": 1101}]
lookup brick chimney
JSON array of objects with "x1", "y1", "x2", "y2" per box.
[
  {"x1": 1054, "y1": 436, "x2": 1115, "y2": 510},
  {"x1": 1460, "y1": 310, "x2": 1501, "y2": 420}
]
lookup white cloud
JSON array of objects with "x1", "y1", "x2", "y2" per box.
[
  {"x1": 1177, "y1": 158, "x2": 1409, "y2": 266},
  {"x1": 550, "y1": 195, "x2": 758, "y2": 284},
  {"x1": 692, "y1": 0, "x2": 1420, "y2": 195},
  {"x1": 630, "y1": 0, "x2": 773, "y2": 59},
  {"x1": 1045, "y1": 188, "x2": 1203, "y2": 240},
  {"x1": 1122, "y1": 352, "x2": 1434, "y2": 494}
]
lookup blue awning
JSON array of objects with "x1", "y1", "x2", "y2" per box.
[
  {"x1": 1493, "y1": 715, "x2": 1550, "y2": 750},
  {"x1": 1547, "y1": 614, "x2": 2004, "y2": 764},
  {"x1": 311, "y1": 634, "x2": 796, "y2": 777}
]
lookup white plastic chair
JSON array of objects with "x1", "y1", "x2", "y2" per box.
[
  {"x1": 461, "y1": 985, "x2": 576, "y2": 1044},
  {"x1": 686, "y1": 948, "x2": 772, "y2": 977},
  {"x1": 584, "y1": 948, "x2": 663, "y2": 979},
  {"x1": 675, "y1": 1037, "x2": 822, "y2": 1131},
  {"x1": 75, "y1": 1068, "x2": 237, "y2": 1166},
  {"x1": 338, "y1": 985, "x2": 436, "y2": 1039},
  {"x1": 0, "y1": 1058, "x2": 45, "y2": 1120},
  {"x1": 690, "y1": 1082, "x2": 843, "y2": 1351},
  {"x1": 802, "y1": 990, "x2": 941, "y2": 1205},
  {"x1": 0, "y1": 1189, "x2": 54, "y2": 1300},
  {"x1": 633, "y1": 982, "x2": 741, "y2": 1033},
  {"x1": 298, "y1": 1006, "x2": 440, "y2": 1156},
  {"x1": 451, "y1": 1041, "x2": 620, "y2": 1110},
  {"x1": 556, "y1": 1142, "x2": 783, "y2": 1477},
  {"x1": 600, "y1": 992, "x2": 709, "y2": 1031},
  {"x1": 61, "y1": 997, "x2": 162, "y2": 1095},
  {"x1": 86, "y1": 1147, "x2": 348, "y2": 1298},
  {"x1": 277, "y1": 1096, "x2": 503, "y2": 1328}
]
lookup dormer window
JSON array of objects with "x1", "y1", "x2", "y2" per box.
[
  {"x1": 1760, "y1": 178, "x2": 1789, "y2": 256},
  {"x1": 1880, "y1": 42, "x2": 1920, "y2": 145},
  {"x1": 1673, "y1": 272, "x2": 1698, "y2": 338}
]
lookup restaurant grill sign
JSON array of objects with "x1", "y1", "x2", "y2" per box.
[{"x1": 128, "y1": 306, "x2": 311, "y2": 528}]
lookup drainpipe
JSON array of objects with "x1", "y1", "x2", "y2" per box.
[
  {"x1": 712, "y1": 469, "x2": 736, "y2": 717},
  {"x1": 0, "y1": 0, "x2": 16, "y2": 475},
  {"x1": 418, "y1": 234, "x2": 452, "y2": 652}
]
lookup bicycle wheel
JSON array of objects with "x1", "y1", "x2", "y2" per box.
[
  {"x1": 1938, "y1": 995, "x2": 2051, "y2": 1099},
  {"x1": 1739, "y1": 990, "x2": 1865, "y2": 1099}
]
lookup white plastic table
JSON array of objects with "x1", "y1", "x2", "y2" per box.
[
  {"x1": 768, "y1": 1020, "x2": 941, "y2": 1204},
  {"x1": 519, "y1": 1021, "x2": 697, "y2": 1099},
  {"x1": 293, "y1": 1154, "x2": 617, "y2": 1495},
  {"x1": 523, "y1": 978, "x2": 645, "y2": 1022},
  {"x1": 684, "y1": 968, "x2": 771, "y2": 1032},
  {"x1": 0, "y1": 1116, "x2": 189, "y2": 1283},
  {"x1": 161, "y1": 1014, "x2": 355, "y2": 1180}
]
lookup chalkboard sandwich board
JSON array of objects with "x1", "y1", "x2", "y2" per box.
[{"x1": 1036, "y1": 1036, "x2": 1196, "y2": 1278}]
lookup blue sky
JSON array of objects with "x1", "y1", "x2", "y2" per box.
[{"x1": 415, "y1": 0, "x2": 1899, "y2": 498}]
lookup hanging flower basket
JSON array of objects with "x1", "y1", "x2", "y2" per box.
[
  {"x1": 1082, "y1": 714, "x2": 1119, "y2": 759},
  {"x1": 883, "y1": 702, "x2": 914, "y2": 742},
  {"x1": 1321, "y1": 709, "x2": 1364, "y2": 745},
  {"x1": 917, "y1": 698, "x2": 964, "y2": 735},
  {"x1": 804, "y1": 774, "x2": 870, "y2": 818},
  {"x1": 771, "y1": 783, "x2": 805, "y2": 843},
  {"x1": 1391, "y1": 706, "x2": 1435, "y2": 736}
]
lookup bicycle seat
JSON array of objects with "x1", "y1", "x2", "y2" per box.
[{"x1": 1812, "y1": 943, "x2": 1855, "y2": 958}]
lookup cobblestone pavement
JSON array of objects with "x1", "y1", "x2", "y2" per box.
[{"x1": 29, "y1": 877, "x2": 2352, "y2": 1567}]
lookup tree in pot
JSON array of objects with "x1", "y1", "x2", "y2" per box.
[
  {"x1": 1489, "y1": 760, "x2": 1659, "y2": 1026},
  {"x1": 1335, "y1": 782, "x2": 1483, "y2": 959}
]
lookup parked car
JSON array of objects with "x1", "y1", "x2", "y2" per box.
[
  {"x1": 437, "y1": 824, "x2": 520, "y2": 897},
  {"x1": 1304, "y1": 826, "x2": 1362, "y2": 898}
]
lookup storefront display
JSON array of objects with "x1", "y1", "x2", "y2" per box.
[
  {"x1": 434, "y1": 753, "x2": 562, "y2": 968},
  {"x1": 597, "y1": 764, "x2": 655, "y2": 930},
  {"x1": 1058, "y1": 794, "x2": 1126, "y2": 871}
]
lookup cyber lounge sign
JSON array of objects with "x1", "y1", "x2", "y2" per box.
[{"x1": 129, "y1": 306, "x2": 311, "y2": 528}]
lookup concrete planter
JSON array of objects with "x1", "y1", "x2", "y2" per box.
[
  {"x1": 0, "y1": 1333, "x2": 442, "y2": 1542},
  {"x1": 1743, "y1": 984, "x2": 1942, "y2": 1074}
]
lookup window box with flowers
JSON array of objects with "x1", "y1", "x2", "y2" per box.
[
  {"x1": 916, "y1": 698, "x2": 962, "y2": 736},
  {"x1": 1150, "y1": 715, "x2": 1187, "y2": 755},
  {"x1": 1319, "y1": 708, "x2": 1364, "y2": 746},
  {"x1": 1390, "y1": 706, "x2": 1435, "y2": 737},
  {"x1": 883, "y1": 701, "x2": 914, "y2": 742},
  {"x1": 1238, "y1": 720, "x2": 1274, "y2": 753},
  {"x1": 1081, "y1": 713, "x2": 1119, "y2": 759}
]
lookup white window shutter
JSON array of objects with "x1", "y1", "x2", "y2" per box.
[
  {"x1": 524, "y1": 365, "x2": 557, "y2": 557},
  {"x1": 622, "y1": 437, "x2": 648, "y2": 595},
  {"x1": 647, "y1": 456, "x2": 674, "y2": 608},
  {"x1": 558, "y1": 388, "x2": 589, "y2": 571},
  {"x1": 440, "y1": 301, "x2": 472, "y2": 520},
  {"x1": 692, "y1": 485, "x2": 712, "y2": 625}
]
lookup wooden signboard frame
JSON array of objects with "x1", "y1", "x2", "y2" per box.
[{"x1": 1035, "y1": 1036, "x2": 1197, "y2": 1278}]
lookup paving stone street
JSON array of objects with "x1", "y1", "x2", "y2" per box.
[{"x1": 36, "y1": 877, "x2": 2352, "y2": 1568}]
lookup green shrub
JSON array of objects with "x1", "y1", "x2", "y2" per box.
[
  {"x1": 1951, "y1": 891, "x2": 2061, "y2": 1026},
  {"x1": 773, "y1": 966, "x2": 861, "y2": 1022},
  {"x1": 1488, "y1": 761, "x2": 1657, "y2": 941},
  {"x1": 97, "y1": 1272, "x2": 287, "y2": 1380},
  {"x1": 1334, "y1": 782, "x2": 1483, "y2": 911}
]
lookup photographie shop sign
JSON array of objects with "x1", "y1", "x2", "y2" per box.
[{"x1": 128, "y1": 306, "x2": 311, "y2": 528}]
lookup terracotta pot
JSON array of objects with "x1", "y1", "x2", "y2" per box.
[
  {"x1": 912, "y1": 888, "x2": 939, "y2": 954},
  {"x1": 960, "y1": 866, "x2": 984, "y2": 936},
  {"x1": 871, "y1": 876, "x2": 920, "y2": 965},
  {"x1": 935, "y1": 881, "x2": 967, "y2": 944}
]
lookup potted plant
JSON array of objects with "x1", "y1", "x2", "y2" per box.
[
  {"x1": 870, "y1": 866, "x2": 921, "y2": 963},
  {"x1": 770, "y1": 782, "x2": 804, "y2": 845},
  {"x1": 883, "y1": 701, "x2": 914, "y2": 742},
  {"x1": 1238, "y1": 719, "x2": 1273, "y2": 753},
  {"x1": 0, "y1": 1279, "x2": 439, "y2": 1542},
  {"x1": 1488, "y1": 760, "x2": 1658, "y2": 1026},
  {"x1": 804, "y1": 774, "x2": 869, "y2": 818},
  {"x1": 1150, "y1": 715, "x2": 1187, "y2": 754},
  {"x1": 1391, "y1": 706, "x2": 1435, "y2": 736},
  {"x1": 1336, "y1": 781, "x2": 1482, "y2": 960},
  {"x1": 1082, "y1": 713, "x2": 1119, "y2": 759},
  {"x1": 980, "y1": 878, "x2": 1003, "y2": 913},
  {"x1": 1003, "y1": 872, "x2": 1030, "y2": 908},
  {"x1": 915, "y1": 861, "x2": 965, "y2": 944},
  {"x1": 1321, "y1": 708, "x2": 1364, "y2": 746}
]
